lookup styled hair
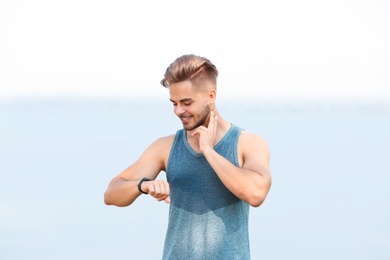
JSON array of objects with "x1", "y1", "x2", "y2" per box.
[{"x1": 160, "y1": 54, "x2": 218, "y2": 89}]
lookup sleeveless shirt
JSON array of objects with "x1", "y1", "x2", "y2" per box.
[{"x1": 163, "y1": 124, "x2": 251, "y2": 260}]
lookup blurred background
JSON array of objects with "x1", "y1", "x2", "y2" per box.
[{"x1": 1, "y1": 1, "x2": 389, "y2": 259}]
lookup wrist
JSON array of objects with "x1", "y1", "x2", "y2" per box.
[
  {"x1": 137, "y1": 177, "x2": 151, "y2": 194},
  {"x1": 202, "y1": 147, "x2": 214, "y2": 155}
]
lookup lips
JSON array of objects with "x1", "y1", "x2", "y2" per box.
[{"x1": 179, "y1": 115, "x2": 192, "y2": 123}]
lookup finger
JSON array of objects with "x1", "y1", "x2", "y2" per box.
[
  {"x1": 147, "y1": 181, "x2": 154, "y2": 194},
  {"x1": 152, "y1": 180, "x2": 164, "y2": 198},
  {"x1": 208, "y1": 111, "x2": 215, "y2": 129},
  {"x1": 156, "y1": 181, "x2": 170, "y2": 203},
  {"x1": 156, "y1": 180, "x2": 165, "y2": 197},
  {"x1": 157, "y1": 181, "x2": 169, "y2": 199},
  {"x1": 149, "y1": 181, "x2": 161, "y2": 197},
  {"x1": 162, "y1": 182, "x2": 171, "y2": 203},
  {"x1": 157, "y1": 194, "x2": 170, "y2": 202},
  {"x1": 213, "y1": 114, "x2": 218, "y2": 135},
  {"x1": 165, "y1": 181, "x2": 170, "y2": 196},
  {"x1": 191, "y1": 127, "x2": 205, "y2": 137},
  {"x1": 191, "y1": 129, "x2": 198, "y2": 137}
]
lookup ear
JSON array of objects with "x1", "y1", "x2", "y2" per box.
[{"x1": 208, "y1": 88, "x2": 216, "y2": 104}]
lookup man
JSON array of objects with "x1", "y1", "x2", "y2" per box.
[{"x1": 104, "y1": 54, "x2": 272, "y2": 259}]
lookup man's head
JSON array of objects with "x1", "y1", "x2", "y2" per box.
[
  {"x1": 162, "y1": 54, "x2": 219, "y2": 131},
  {"x1": 160, "y1": 54, "x2": 218, "y2": 91}
]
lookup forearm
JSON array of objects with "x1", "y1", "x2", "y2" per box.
[
  {"x1": 203, "y1": 148, "x2": 270, "y2": 207},
  {"x1": 104, "y1": 178, "x2": 141, "y2": 207}
]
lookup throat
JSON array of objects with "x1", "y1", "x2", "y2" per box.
[{"x1": 186, "y1": 134, "x2": 203, "y2": 154}]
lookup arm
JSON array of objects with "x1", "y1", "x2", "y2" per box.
[
  {"x1": 104, "y1": 136, "x2": 174, "y2": 207},
  {"x1": 192, "y1": 111, "x2": 271, "y2": 207},
  {"x1": 203, "y1": 133, "x2": 271, "y2": 207}
]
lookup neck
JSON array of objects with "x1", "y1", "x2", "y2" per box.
[{"x1": 187, "y1": 108, "x2": 231, "y2": 137}]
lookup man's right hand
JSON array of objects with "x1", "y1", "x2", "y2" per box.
[{"x1": 142, "y1": 179, "x2": 171, "y2": 204}]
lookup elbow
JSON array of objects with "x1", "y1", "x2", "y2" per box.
[
  {"x1": 246, "y1": 187, "x2": 271, "y2": 208},
  {"x1": 104, "y1": 190, "x2": 132, "y2": 207},
  {"x1": 104, "y1": 189, "x2": 120, "y2": 206},
  {"x1": 104, "y1": 191, "x2": 114, "y2": 205},
  {"x1": 247, "y1": 195, "x2": 266, "y2": 208},
  {"x1": 248, "y1": 176, "x2": 272, "y2": 207}
]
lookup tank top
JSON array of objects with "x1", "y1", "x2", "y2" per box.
[{"x1": 163, "y1": 124, "x2": 250, "y2": 260}]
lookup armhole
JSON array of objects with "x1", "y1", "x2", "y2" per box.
[
  {"x1": 235, "y1": 128, "x2": 244, "y2": 168},
  {"x1": 166, "y1": 130, "x2": 182, "y2": 181}
]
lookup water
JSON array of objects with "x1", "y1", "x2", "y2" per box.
[{"x1": 1, "y1": 98, "x2": 389, "y2": 260}]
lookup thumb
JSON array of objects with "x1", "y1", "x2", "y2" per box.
[
  {"x1": 191, "y1": 130, "x2": 199, "y2": 137},
  {"x1": 164, "y1": 196, "x2": 171, "y2": 204}
]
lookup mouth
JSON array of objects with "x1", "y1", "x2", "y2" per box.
[{"x1": 179, "y1": 115, "x2": 192, "y2": 123}]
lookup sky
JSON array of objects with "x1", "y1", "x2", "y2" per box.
[{"x1": 0, "y1": 0, "x2": 389, "y2": 101}]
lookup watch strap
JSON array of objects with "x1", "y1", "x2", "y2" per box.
[{"x1": 137, "y1": 177, "x2": 151, "y2": 194}]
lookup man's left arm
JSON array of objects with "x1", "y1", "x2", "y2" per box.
[{"x1": 203, "y1": 132, "x2": 271, "y2": 207}]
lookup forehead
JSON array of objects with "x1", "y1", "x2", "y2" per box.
[{"x1": 169, "y1": 81, "x2": 203, "y2": 102}]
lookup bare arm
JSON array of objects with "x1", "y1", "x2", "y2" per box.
[
  {"x1": 192, "y1": 111, "x2": 271, "y2": 207},
  {"x1": 104, "y1": 136, "x2": 174, "y2": 207},
  {"x1": 203, "y1": 133, "x2": 271, "y2": 207}
]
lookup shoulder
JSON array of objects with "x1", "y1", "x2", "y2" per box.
[
  {"x1": 239, "y1": 130, "x2": 268, "y2": 148},
  {"x1": 238, "y1": 130, "x2": 270, "y2": 162},
  {"x1": 137, "y1": 134, "x2": 176, "y2": 171},
  {"x1": 148, "y1": 134, "x2": 176, "y2": 151}
]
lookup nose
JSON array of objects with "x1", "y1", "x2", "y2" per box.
[{"x1": 174, "y1": 104, "x2": 185, "y2": 116}]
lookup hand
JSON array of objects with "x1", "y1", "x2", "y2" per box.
[
  {"x1": 191, "y1": 111, "x2": 218, "y2": 154},
  {"x1": 142, "y1": 179, "x2": 171, "y2": 204}
]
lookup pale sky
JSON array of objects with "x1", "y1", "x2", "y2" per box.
[{"x1": 1, "y1": 0, "x2": 389, "y2": 100}]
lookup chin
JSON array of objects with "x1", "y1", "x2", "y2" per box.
[
  {"x1": 182, "y1": 123, "x2": 197, "y2": 131},
  {"x1": 183, "y1": 125, "x2": 194, "y2": 131}
]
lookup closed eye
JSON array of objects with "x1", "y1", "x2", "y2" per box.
[{"x1": 170, "y1": 98, "x2": 193, "y2": 107}]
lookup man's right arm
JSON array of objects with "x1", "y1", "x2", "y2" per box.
[{"x1": 104, "y1": 136, "x2": 173, "y2": 207}]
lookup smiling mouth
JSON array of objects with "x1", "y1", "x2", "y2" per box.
[{"x1": 179, "y1": 115, "x2": 192, "y2": 123}]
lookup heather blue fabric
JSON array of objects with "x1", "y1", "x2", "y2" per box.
[{"x1": 163, "y1": 124, "x2": 250, "y2": 260}]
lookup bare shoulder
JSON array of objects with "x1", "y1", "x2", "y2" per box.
[
  {"x1": 117, "y1": 134, "x2": 176, "y2": 180},
  {"x1": 239, "y1": 130, "x2": 269, "y2": 150},
  {"x1": 143, "y1": 134, "x2": 176, "y2": 172},
  {"x1": 146, "y1": 134, "x2": 176, "y2": 158},
  {"x1": 152, "y1": 134, "x2": 176, "y2": 147},
  {"x1": 238, "y1": 130, "x2": 270, "y2": 166}
]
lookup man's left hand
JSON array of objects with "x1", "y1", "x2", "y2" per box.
[{"x1": 191, "y1": 111, "x2": 218, "y2": 154}]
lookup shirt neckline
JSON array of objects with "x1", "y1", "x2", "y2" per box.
[{"x1": 182, "y1": 123, "x2": 234, "y2": 157}]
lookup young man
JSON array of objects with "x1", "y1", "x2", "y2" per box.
[{"x1": 104, "y1": 54, "x2": 272, "y2": 259}]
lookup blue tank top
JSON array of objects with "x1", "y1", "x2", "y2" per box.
[{"x1": 163, "y1": 124, "x2": 250, "y2": 260}]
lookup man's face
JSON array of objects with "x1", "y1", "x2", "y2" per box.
[{"x1": 169, "y1": 81, "x2": 211, "y2": 131}]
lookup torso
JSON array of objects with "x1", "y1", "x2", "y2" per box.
[
  {"x1": 162, "y1": 124, "x2": 250, "y2": 259},
  {"x1": 159, "y1": 126, "x2": 247, "y2": 172}
]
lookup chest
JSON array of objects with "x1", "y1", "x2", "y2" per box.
[
  {"x1": 185, "y1": 132, "x2": 227, "y2": 154},
  {"x1": 186, "y1": 137, "x2": 202, "y2": 154},
  {"x1": 185, "y1": 134, "x2": 243, "y2": 167}
]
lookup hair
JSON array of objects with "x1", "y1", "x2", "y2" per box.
[{"x1": 160, "y1": 54, "x2": 218, "y2": 90}]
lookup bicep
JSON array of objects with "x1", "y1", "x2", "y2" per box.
[
  {"x1": 116, "y1": 137, "x2": 171, "y2": 181},
  {"x1": 240, "y1": 134, "x2": 271, "y2": 177}
]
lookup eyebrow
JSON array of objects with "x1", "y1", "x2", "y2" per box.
[{"x1": 170, "y1": 98, "x2": 194, "y2": 103}]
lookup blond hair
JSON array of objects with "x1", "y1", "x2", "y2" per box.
[{"x1": 160, "y1": 54, "x2": 218, "y2": 90}]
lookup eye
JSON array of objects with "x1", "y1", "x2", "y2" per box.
[{"x1": 184, "y1": 102, "x2": 191, "y2": 106}]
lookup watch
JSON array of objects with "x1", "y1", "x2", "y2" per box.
[{"x1": 137, "y1": 177, "x2": 151, "y2": 194}]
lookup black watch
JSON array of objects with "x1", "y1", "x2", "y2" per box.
[{"x1": 137, "y1": 177, "x2": 151, "y2": 194}]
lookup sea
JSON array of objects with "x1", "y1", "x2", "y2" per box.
[{"x1": 0, "y1": 97, "x2": 389, "y2": 260}]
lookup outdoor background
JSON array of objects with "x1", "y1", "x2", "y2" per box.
[{"x1": 1, "y1": 1, "x2": 389, "y2": 259}]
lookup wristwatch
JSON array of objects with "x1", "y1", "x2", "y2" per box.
[{"x1": 137, "y1": 177, "x2": 151, "y2": 194}]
